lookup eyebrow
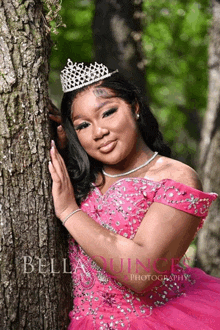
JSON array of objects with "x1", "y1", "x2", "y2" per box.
[{"x1": 72, "y1": 100, "x2": 114, "y2": 121}]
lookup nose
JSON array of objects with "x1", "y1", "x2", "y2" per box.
[{"x1": 92, "y1": 123, "x2": 109, "y2": 140}]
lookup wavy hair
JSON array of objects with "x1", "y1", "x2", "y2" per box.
[{"x1": 60, "y1": 71, "x2": 171, "y2": 205}]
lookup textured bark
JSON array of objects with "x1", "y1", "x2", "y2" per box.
[
  {"x1": 92, "y1": 0, "x2": 148, "y2": 96},
  {"x1": 0, "y1": 1, "x2": 72, "y2": 329},
  {"x1": 195, "y1": 0, "x2": 220, "y2": 277}
]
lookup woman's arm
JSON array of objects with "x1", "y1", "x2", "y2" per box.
[{"x1": 49, "y1": 142, "x2": 202, "y2": 293}]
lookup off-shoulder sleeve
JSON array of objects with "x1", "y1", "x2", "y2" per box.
[{"x1": 153, "y1": 178, "x2": 218, "y2": 218}]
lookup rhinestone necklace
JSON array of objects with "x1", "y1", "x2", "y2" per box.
[{"x1": 102, "y1": 151, "x2": 158, "y2": 178}]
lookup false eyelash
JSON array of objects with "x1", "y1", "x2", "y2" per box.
[
  {"x1": 75, "y1": 122, "x2": 90, "y2": 131},
  {"x1": 102, "y1": 108, "x2": 117, "y2": 118}
]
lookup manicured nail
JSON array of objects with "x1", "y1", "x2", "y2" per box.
[
  {"x1": 57, "y1": 125, "x2": 63, "y2": 131},
  {"x1": 51, "y1": 140, "x2": 55, "y2": 149}
]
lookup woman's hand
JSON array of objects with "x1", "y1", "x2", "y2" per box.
[
  {"x1": 48, "y1": 100, "x2": 68, "y2": 150},
  {"x1": 48, "y1": 140, "x2": 78, "y2": 221}
]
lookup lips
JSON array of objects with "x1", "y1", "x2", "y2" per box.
[{"x1": 98, "y1": 140, "x2": 117, "y2": 153}]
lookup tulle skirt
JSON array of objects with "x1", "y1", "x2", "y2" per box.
[{"x1": 68, "y1": 268, "x2": 220, "y2": 330}]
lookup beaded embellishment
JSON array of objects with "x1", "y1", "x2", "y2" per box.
[{"x1": 68, "y1": 178, "x2": 217, "y2": 329}]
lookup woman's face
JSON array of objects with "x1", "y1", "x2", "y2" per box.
[{"x1": 71, "y1": 86, "x2": 140, "y2": 166}]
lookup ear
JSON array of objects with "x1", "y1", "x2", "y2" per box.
[
  {"x1": 134, "y1": 103, "x2": 140, "y2": 120},
  {"x1": 134, "y1": 102, "x2": 140, "y2": 115}
]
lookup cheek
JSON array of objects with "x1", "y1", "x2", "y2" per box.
[
  {"x1": 116, "y1": 116, "x2": 137, "y2": 135},
  {"x1": 76, "y1": 133, "x2": 91, "y2": 150}
]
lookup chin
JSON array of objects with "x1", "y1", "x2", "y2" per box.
[
  {"x1": 90, "y1": 148, "x2": 125, "y2": 165},
  {"x1": 100, "y1": 155, "x2": 125, "y2": 166}
]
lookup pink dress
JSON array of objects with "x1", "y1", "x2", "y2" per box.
[{"x1": 68, "y1": 178, "x2": 220, "y2": 330}]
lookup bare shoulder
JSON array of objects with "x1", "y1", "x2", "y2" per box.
[{"x1": 154, "y1": 156, "x2": 203, "y2": 191}]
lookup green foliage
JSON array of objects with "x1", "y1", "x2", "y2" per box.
[
  {"x1": 42, "y1": 0, "x2": 64, "y2": 33},
  {"x1": 49, "y1": 0, "x2": 211, "y2": 165},
  {"x1": 142, "y1": 0, "x2": 211, "y2": 164}
]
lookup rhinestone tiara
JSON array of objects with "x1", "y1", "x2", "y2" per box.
[{"x1": 60, "y1": 59, "x2": 119, "y2": 93}]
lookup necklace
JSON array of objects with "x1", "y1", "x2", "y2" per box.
[{"x1": 102, "y1": 151, "x2": 158, "y2": 178}]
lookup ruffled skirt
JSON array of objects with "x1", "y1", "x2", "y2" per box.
[{"x1": 68, "y1": 268, "x2": 220, "y2": 330}]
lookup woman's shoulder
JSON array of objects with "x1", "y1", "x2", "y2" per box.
[
  {"x1": 147, "y1": 156, "x2": 203, "y2": 191},
  {"x1": 148, "y1": 157, "x2": 217, "y2": 219}
]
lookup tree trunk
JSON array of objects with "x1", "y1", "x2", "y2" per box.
[
  {"x1": 0, "y1": 1, "x2": 72, "y2": 329},
  {"x1": 195, "y1": 0, "x2": 220, "y2": 277},
  {"x1": 92, "y1": 0, "x2": 148, "y2": 96}
]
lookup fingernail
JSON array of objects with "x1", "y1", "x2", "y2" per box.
[
  {"x1": 57, "y1": 125, "x2": 63, "y2": 131},
  {"x1": 51, "y1": 140, "x2": 55, "y2": 148}
]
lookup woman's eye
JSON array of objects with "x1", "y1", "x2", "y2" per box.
[
  {"x1": 74, "y1": 122, "x2": 89, "y2": 131},
  {"x1": 102, "y1": 108, "x2": 117, "y2": 118}
]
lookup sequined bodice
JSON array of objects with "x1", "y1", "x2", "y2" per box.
[{"x1": 68, "y1": 178, "x2": 217, "y2": 329}]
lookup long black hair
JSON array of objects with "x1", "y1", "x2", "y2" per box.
[{"x1": 60, "y1": 71, "x2": 171, "y2": 205}]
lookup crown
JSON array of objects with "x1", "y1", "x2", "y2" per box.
[{"x1": 60, "y1": 59, "x2": 119, "y2": 93}]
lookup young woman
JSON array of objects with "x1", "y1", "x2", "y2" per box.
[{"x1": 49, "y1": 60, "x2": 220, "y2": 329}]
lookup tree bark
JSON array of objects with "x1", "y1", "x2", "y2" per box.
[
  {"x1": 0, "y1": 1, "x2": 72, "y2": 329},
  {"x1": 195, "y1": 0, "x2": 220, "y2": 277},
  {"x1": 92, "y1": 0, "x2": 148, "y2": 97}
]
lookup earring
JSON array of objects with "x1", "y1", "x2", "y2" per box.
[{"x1": 136, "y1": 113, "x2": 140, "y2": 120}]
